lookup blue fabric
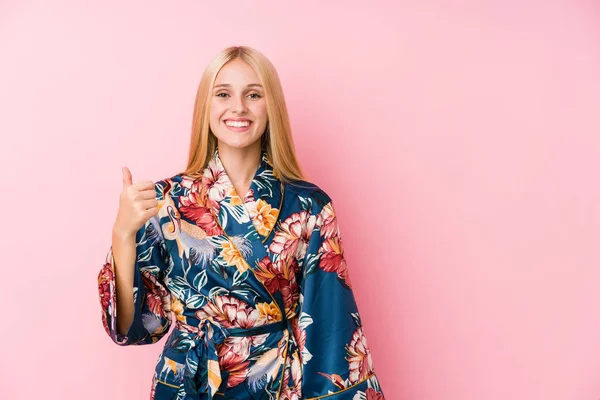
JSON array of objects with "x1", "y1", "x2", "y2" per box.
[{"x1": 98, "y1": 148, "x2": 385, "y2": 399}]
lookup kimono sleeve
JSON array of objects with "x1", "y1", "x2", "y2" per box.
[
  {"x1": 297, "y1": 198, "x2": 386, "y2": 399},
  {"x1": 97, "y1": 212, "x2": 173, "y2": 346}
]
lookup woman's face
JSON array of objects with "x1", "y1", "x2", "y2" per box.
[{"x1": 209, "y1": 59, "x2": 268, "y2": 152}]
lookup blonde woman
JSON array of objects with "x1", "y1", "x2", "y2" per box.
[{"x1": 98, "y1": 46, "x2": 386, "y2": 400}]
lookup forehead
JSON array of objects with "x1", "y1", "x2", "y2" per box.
[{"x1": 214, "y1": 59, "x2": 261, "y2": 86}]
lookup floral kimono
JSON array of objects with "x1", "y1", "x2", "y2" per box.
[{"x1": 97, "y1": 148, "x2": 386, "y2": 400}]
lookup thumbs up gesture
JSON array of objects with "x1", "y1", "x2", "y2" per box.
[{"x1": 113, "y1": 166, "x2": 159, "y2": 238}]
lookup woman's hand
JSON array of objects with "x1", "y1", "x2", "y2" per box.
[
  {"x1": 113, "y1": 166, "x2": 159, "y2": 238},
  {"x1": 110, "y1": 166, "x2": 160, "y2": 335}
]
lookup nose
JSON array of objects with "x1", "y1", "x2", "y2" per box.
[{"x1": 231, "y1": 95, "x2": 248, "y2": 114}]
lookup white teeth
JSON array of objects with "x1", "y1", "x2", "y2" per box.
[{"x1": 225, "y1": 120, "x2": 251, "y2": 127}]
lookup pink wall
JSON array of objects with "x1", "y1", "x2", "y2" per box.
[{"x1": 1, "y1": 0, "x2": 599, "y2": 399}]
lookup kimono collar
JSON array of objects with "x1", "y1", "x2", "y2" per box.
[{"x1": 202, "y1": 147, "x2": 284, "y2": 243}]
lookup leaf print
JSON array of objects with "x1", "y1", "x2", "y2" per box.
[
  {"x1": 192, "y1": 269, "x2": 207, "y2": 291},
  {"x1": 298, "y1": 311, "x2": 313, "y2": 330},
  {"x1": 170, "y1": 275, "x2": 193, "y2": 290},
  {"x1": 232, "y1": 269, "x2": 250, "y2": 287},
  {"x1": 138, "y1": 246, "x2": 154, "y2": 263},
  {"x1": 351, "y1": 312, "x2": 362, "y2": 328},
  {"x1": 303, "y1": 252, "x2": 320, "y2": 276},
  {"x1": 166, "y1": 277, "x2": 190, "y2": 301},
  {"x1": 298, "y1": 196, "x2": 313, "y2": 213},
  {"x1": 185, "y1": 294, "x2": 206, "y2": 309},
  {"x1": 221, "y1": 201, "x2": 251, "y2": 224},
  {"x1": 139, "y1": 265, "x2": 160, "y2": 276},
  {"x1": 228, "y1": 288, "x2": 261, "y2": 302},
  {"x1": 208, "y1": 286, "x2": 230, "y2": 300}
]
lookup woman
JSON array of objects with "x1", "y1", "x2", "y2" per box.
[{"x1": 98, "y1": 45, "x2": 386, "y2": 400}]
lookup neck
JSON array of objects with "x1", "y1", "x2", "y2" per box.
[{"x1": 217, "y1": 141, "x2": 262, "y2": 195}]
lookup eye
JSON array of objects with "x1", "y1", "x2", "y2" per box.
[
  {"x1": 249, "y1": 93, "x2": 262, "y2": 99},
  {"x1": 216, "y1": 92, "x2": 229, "y2": 98}
]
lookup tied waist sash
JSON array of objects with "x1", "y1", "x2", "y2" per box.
[{"x1": 174, "y1": 317, "x2": 289, "y2": 399}]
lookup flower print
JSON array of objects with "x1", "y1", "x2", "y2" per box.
[
  {"x1": 365, "y1": 388, "x2": 385, "y2": 400},
  {"x1": 196, "y1": 295, "x2": 264, "y2": 329},
  {"x1": 179, "y1": 191, "x2": 223, "y2": 236},
  {"x1": 150, "y1": 375, "x2": 157, "y2": 400},
  {"x1": 250, "y1": 333, "x2": 269, "y2": 347},
  {"x1": 318, "y1": 236, "x2": 352, "y2": 288},
  {"x1": 223, "y1": 359, "x2": 251, "y2": 389},
  {"x1": 290, "y1": 318, "x2": 306, "y2": 361},
  {"x1": 98, "y1": 260, "x2": 114, "y2": 310},
  {"x1": 280, "y1": 275, "x2": 299, "y2": 317},
  {"x1": 280, "y1": 351, "x2": 302, "y2": 399},
  {"x1": 247, "y1": 199, "x2": 279, "y2": 237},
  {"x1": 254, "y1": 256, "x2": 281, "y2": 294},
  {"x1": 218, "y1": 336, "x2": 252, "y2": 388},
  {"x1": 226, "y1": 186, "x2": 242, "y2": 205},
  {"x1": 256, "y1": 301, "x2": 282, "y2": 324},
  {"x1": 203, "y1": 158, "x2": 230, "y2": 212},
  {"x1": 280, "y1": 359, "x2": 291, "y2": 390},
  {"x1": 254, "y1": 256, "x2": 300, "y2": 315},
  {"x1": 141, "y1": 271, "x2": 171, "y2": 315},
  {"x1": 170, "y1": 297, "x2": 186, "y2": 323},
  {"x1": 316, "y1": 202, "x2": 338, "y2": 239},
  {"x1": 243, "y1": 188, "x2": 254, "y2": 203},
  {"x1": 179, "y1": 174, "x2": 203, "y2": 194},
  {"x1": 346, "y1": 327, "x2": 374, "y2": 384},
  {"x1": 221, "y1": 241, "x2": 251, "y2": 273},
  {"x1": 280, "y1": 385, "x2": 301, "y2": 400},
  {"x1": 269, "y1": 211, "x2": 316, "y2": 262},
  {"x1": 290, "y1": 351, "x2": 302, "y2": 388}
]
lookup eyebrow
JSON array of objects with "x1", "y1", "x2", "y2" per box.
[{"x1": 213, "y1": 83, "x2": 263, "y2": 89}]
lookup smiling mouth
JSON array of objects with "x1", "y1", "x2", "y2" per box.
[{"x1": 225, "y1": 120, "x2": 252, "y2": 127}]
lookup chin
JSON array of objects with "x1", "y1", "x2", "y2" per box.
[{"x1": 216, "y1": 137, "x2": 262, "y2": 150}]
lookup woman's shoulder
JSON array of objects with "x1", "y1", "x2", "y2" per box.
[{"x1": 285, "y1": 179, "x2": 333, "y2": 210}]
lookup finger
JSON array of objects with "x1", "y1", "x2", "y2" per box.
[
  {"x1": 139, "y1": 198, "x2": 159, "y2": 210},
  {"x1": 131, "y1": 180, "x2": 156, "y2": 191},
  {"x1": 133, "y1": 188, "x2": 158, "y2": 201},
  {"x1": 142, "y1": 206, "x2": 159, "y2": 220},
  {"x1": 122, "y1": 167, "x2": 133, "y2": 187}
]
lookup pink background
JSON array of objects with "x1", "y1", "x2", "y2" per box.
[{"x1": 1, "y1": 1, "x2": 599, "y2": 399}]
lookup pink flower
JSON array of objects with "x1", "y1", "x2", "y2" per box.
[
  {"x1": 179, "y1": 191, "x2": 223, "y2": 236},
  {"x1": 316, "y1": 202, "x2": 338, "y2": 239},
  {"x1": 197, "y1": 295, "x2": 264, "y2": 329},
  {"x1": 290, "y1": 318, "x2": 306, "y2": 361},
  {"x1": 279, "y1": 355, "x2": 302, "y2": 399},
  {"x1": 203, "y1": 158, "x2": 231, "y2": 212},
  {"x1": 365, "y1": 388, "x2": 385, "y2": 400},
  {"x1": 218, "y1": 336, "x2": 251, "y2": 388},
  {"x1": 346, "y1": 327, "x2": 374, "y2": 384},
  {"x1": 280, "y1": 385, "x2": 301, "y2": 400},
  {"x1": 318, "y1": 236, "x2": 352, "y2": 288},
  {"x1": 254, "y1": 256, "x2": 282, "y2": 294},
  {"x1": 141, "y1": 271, "x2": 170, "y2": 316},
  {"x1": 97, "y1": 261, "x2": 114, "y2": 310},
  {"x1": 149, "y1": 375, "x2": 157, "y2": 400},
  {"x1": 254, "y1": 256, "x2": 299, "y2": 315},
  {"x1": 269, "y1": 211, "x2": 316, "y2": 262}
]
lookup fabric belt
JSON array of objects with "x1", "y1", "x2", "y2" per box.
[{"x1": 174, "y1": 317, "x2": 290, "y2": 399}]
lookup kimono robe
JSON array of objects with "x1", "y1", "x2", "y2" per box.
[{"x1": 97, "y1": 148, "x2": 386, "y2": 400}]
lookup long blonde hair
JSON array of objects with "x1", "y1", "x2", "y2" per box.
[{"x1": 180, "y1": 46, "x2": 305, "y2": 182}]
